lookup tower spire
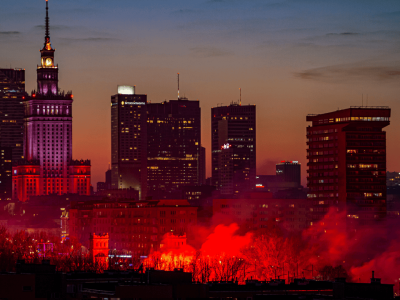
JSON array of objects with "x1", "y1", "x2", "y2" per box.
[{"x1": 45, "y1": 0, "x2": 49, "y2": 39}]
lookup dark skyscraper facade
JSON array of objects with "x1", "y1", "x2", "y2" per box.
[
  {"x1": 0, "y1": 147, "x2": 12, "y2": 201},
  {"x1": 147, "y1": 98, "x2": 201, "y2": 199},
  {"x1": 276, "y1": 161, "x2": 301, "y2": 187},
  {"x1": 211, "y1": 104, "x2": 256, "y2": 195},
  {"x1": 199, "y1": 146, "x2": 206, "y2": 185},
  {"x1": 12, "y1": 1, "x2": 91, "y2": 201},
  {"x1": 0, "y1": 69, "x2": 26, "y2": 162},
  {"x1": 306, "y1": 107, "x2": 390, "y2": 226},
  {"x1": 111, "y1": 86, "x2": 147, "y2": 199}
]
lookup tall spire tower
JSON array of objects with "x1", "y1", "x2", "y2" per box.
[
  {"x1": 37, "y1": 0, "x2": 58, "y2": 95},
  {"x1": 12, "y1": 0, "x2": 91, "y2": 201}
]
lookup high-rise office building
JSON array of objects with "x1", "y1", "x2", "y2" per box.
[
  {"x1": 147, "y1": 98, "x2": 201, "y2": 199},
  {"x1": 111, "y1": 86, "x2": 147, "y2": 199},
  {"x1": 306, "y1": 107, "x2": 390, "y2": 226},
  {"x1": 0, "y1": 68, "x2": 26, "y2": 162},
  {"x1": 12, "y1": 1, "x2": 91, "y2": 201},
  {"x1": 199, "y1": 146, "x2": 206, "y2": 185},
  {"x1": 211, "y1": 103, "x2": 256, "y2": 195},
  {"x1": 276, "y1": 161, "x2": 301, "y2": 187},
  {"x1": 0, "y1": 147, "x2": 12, "y2": 201}
]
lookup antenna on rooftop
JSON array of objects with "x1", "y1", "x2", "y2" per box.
[
  {"x1": 362, "y1": 94, "x2": 363, "y2": 107},
  {"x1": 177, "y1": 73, "x2": 180, "y2": 100},
  {"x1": 239, "y1": 88, "x2": 241, "y2": 106}
]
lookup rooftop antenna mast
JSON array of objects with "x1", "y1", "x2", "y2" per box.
[
  {"x1": 177, "y1": 73, "x2": 180, "y2": 100},
  {"x1": 239, "y1": 88, "x2": 241, "y2": 106}
]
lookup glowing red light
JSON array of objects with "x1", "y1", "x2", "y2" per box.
[{"x1": 281, "y1": 160, "x2": 285, "y2": 163}]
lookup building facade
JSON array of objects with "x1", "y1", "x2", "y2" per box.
[
  {"x1": 0, "y1": 147, "x2": 12, "y2": 200},
  {"x1": 276, "y1": 161, "x2": 301, "y2": 187},
  {"x1": 213, "y1": 192, "x2": 310, "y2": 232},
  {"x1": 211, "y1": 104, "x2": 256, "y2": 195},
  {"x1": 111, "y1": 86, "x2": 147, "y2": 199},
  {"x1": 147, "y1": 99, "x2": 201, "y2": 199},
  {"x1": 0, "y1": 68, "x2": 26, "y2": 162},
  {"x1": 12, "y1": 1, "x2": 91, "y2": 202},
  {"x1": 68, "y1": 199, "x2": 197, "y2": 257},
  {"x1": 306, "y1": 107, "x2": 390, "y2": 226}
]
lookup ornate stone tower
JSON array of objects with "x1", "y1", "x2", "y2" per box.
[{"x1": 12, "y1": 0, "x2": 91, "y2": 201}]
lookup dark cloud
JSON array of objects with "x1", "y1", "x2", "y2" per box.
[
  {"x1": 34, "y1": 25, "x2": 71, "y2": 30},
  {"x1": 0, "y1": 31, "x2": 20, "y2": 35},
  {"x1": 61, "y1": 37, "x2": 117, "y2": 42},
  {"x1": 326, "y1": 32, "x2": 359, "y2": 36},
  {"x1": 295, "y1": 63, "x2": 400, "y2": 83},
  {"x1": 190, "y1": 46, "x2": 233, "y2": 57}
]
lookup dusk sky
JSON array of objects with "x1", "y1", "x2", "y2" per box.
[{"x1": 1, "y1": 0, "x2": 399, "y2": 186}]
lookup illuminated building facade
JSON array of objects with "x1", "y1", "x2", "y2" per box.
[
  {"x1": 211, "y1": 104, "x2": 256, "y2": 195},
  {"x1": 213, "y1": 192, "x2": 310, "y2": 232},
  {"x1": 0, "y1": 69, "x2": 26, "y2": 162},
  {"x1": 306, "y1": 107, "x2": 390, "y2": 226},
  {"x1": 12, "y1": 1, "x2": 91, "y2": 202},
  {"x1": 89, "y1": 233, "x2": 109, "y2": 264},
  {"x1": 147, "y1": 99, "x2": 201, "y2": 199},
  {"x1": 276, "y1": 161, "x2": 301, "y2": 187},
  {"x1": 111, "y1": 86, "x2": 147, "y2": 199},
  {"x1": 0, "y1": 147, "x2": 13, "y2": 200},
  {"x1": 68, "y1": 199, "x2": 197, "y2": 256}
]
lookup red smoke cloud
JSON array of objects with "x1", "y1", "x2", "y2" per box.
[{"x1": 144, "y1": 207, "x2": 399, "y2": 288}]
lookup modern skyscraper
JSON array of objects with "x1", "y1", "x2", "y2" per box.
[
  {"x1": 306, "y1": 107, "x2": 390, "y2": 226},
  {"x1": 12, "y1": 1, "x2": 91, "y2": 201},
  {"x1": 111, "y1": 86, "x2": 147, "y2": 199},
  {"x1": 0, "y1": 68, "x2": 26, "y2": 162},
  {"x1": 276, "y1": 161, "x2": 301, "y2": 187},
  {"x1": 0, "y1": 147, "x2": 12, "y2": 201},
  {"x1": 147, "y1": 98, "x2": 201, "y2": 199},
  {"x1": 211, "y1": 103, "x2": 256, "y2": 195},
  {"x1": 199, "y1": 146, "x2": 206, "y2": 185}
]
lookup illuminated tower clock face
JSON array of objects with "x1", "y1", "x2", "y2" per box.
[{"x1": 45, "y1": 58, "x2": 52, "y2": 67}]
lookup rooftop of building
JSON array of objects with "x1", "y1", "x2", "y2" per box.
[
  {"x1": 212, "y1": 103, "x2": 256, "y2": 109},
  {"x1": 306, "y1": 106, "x2": 391, "y2": 126},
  {"x1": 276, "y1": 160, "x2": 301, "y2": 165},
  {"x1": 70, "y1": 198, "x2": 196, "y2": 210}
]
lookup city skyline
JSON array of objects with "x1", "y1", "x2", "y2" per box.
[{"x1": 1, "y1": 0, "x2": 399, "y2": 186}]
